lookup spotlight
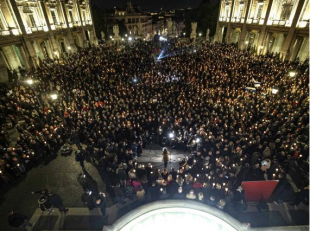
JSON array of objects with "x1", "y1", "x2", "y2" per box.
[
  {"x1": 289, "y1": 71, "x2": 296, "y2": 77},
  {"x1": 50, "y1": 94, "x2": 58, "y2": 100},
  {"x1": 26, "y1": 79, "x2": 33, "y2": 85},
  {"x1": 271, "y1": 88, "x2": 278, "y2": 94}
]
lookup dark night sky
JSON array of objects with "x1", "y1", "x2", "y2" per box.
[{"x1": 91, "y1": 0, "x2": 218, "y2": 11}]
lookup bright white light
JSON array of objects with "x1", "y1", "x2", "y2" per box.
[
  {"x1": 260, "y1": 45, "x2": 264, "y2": 49},
  {"x1": 159, "y1": 36, "x2": 167, "y2": 41},
  {"x1": 133, "y1": 78, "x2": 138, "y2": 83},
  {"x1": 194, "y1": 50, "x2": 197, "y2": 52},
  {"x1": 196, "y1": 138, "x2": 200, "y2": 143},
  {"x1": 128, "y1": 37, "x2": 132, "y2": 41},
  {"x1": 26, "y1": 79, "x2": 33, "y2": 85},
  {"x1": 110, "y1": 35, "x2": 112, "y2": 38},
  {"x1": 271, "y1": 88, "x2": 278, "y2": 94},
  {"x1": 169, "y1": 133, "x2": 174, "y2": 138},
  {"x1": 68, "y1": 46, "x2": 71, "y2": 50},
  {"x1": 51, "y1": 94, "x2": 58, "y2": 100},
  {"x1": 125, "y1": 34, "x2": 128, "y2": 37},
  {"x1": 199, "y1": 33, "x2": 202, "y2": 36},
  {"x1": 245, "y1": 41, "x2": 249, "y2": 44},
  {"x1": 289, "y1": 71, "x2": 296, "y2": 77}
]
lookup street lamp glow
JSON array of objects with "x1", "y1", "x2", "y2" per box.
[
  {"x1": 26, "y1": 79, "x2": 33, "y2": 85},
  {"x1": 289, "y1": 71, "x2": 296, "y2": 77},
  {"x1": 169, "y1": 133, "x2": 174, "y2": 138},
  {"x1": 271, "y1": 88, "x2": 278, "y2": 94},
  {"x1": 51, "y1": 94, "x2": 58, "y2": 100}
]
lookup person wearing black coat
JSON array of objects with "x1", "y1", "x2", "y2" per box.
[{"x1": 8, "y1": 211, "x2": 33, "y2": 230}]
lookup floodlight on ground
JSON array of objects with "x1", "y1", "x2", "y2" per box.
[
  {"x1": 26, "y1": 79, "x2": 33, "y2": 85},
  {"x1": 50, "y1": 94, "x2": 58, "y2": 100},
  {"x1": 289, "y1": 71, "x2": 296, "y2": 78},
  {"x1": 271, "y1": 88, "x2": 278, "y2": 94}
]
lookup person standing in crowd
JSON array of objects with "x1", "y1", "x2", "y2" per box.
[
  {"x1": 8, "y1": 211, "x2": 33, "y2": 230},
  {"x1": 162, "y1": 148, "x2": 169, "y2": 168},
  {"x1": 96, "y1": 192, "x2": 107, "y2": 216}
]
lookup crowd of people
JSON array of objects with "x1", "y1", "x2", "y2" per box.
[{"x1": 0, "y1": 38, "x2": 309, "y2": 222}]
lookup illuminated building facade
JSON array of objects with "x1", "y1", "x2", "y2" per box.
[
  {"x1": 214, "y1": 0, "x2": 309, "y2": 62},
  {"x1": 103, "y1": 1, "x2": 153, "y2": 39},
  {"x1": 0, "y1": 0, "x2": 97, "y2": 81}
]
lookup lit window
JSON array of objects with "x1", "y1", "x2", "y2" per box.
[
  {"x1": 29, "y1": 14, "x2": 36, "y2": 27},
  {"x1": 50, "y1": 9, "x2": 58, "y2": 25}
]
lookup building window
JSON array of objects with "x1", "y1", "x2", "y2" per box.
[
  {"x1": 281, "y1": 0, "x2": 294, "y2": 20},
  {"x1": 69, "y1": 10, "x2": 74, "y2": 22},
  {"x1": 29, "y1": 14, "x2": 36, "y2": 27},
  {"x1": 82, "y1": 10, "x2": 86, "y2": 21},
  {"x1": 238, "y1": 4, "x2": 244, "y2": 18},
  {"x1": 0, "y1": 9, "x2": 8, "y2": 30},
  {"x1": 255, "y1": 2, "x2": 264, "y2": 19},
  {"x1": 50, "y1": 9, "x2": 58, "y2": 25}
]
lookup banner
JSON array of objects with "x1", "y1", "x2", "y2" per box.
[{"x1": 242, "y1": 180, "x2": 278, "y2": 202}]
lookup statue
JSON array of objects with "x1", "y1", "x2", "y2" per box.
[
  {"x1": 137, "y1": 21, "x2": 142, "y2": 36},
  {"x1": 206, "y1": 28, "x2": 210, "y2": 42},
  {"x1": 113, "y1": 25, "x2": 119, "y2": 37},
  {"x1": 167, "y1": 19, "x2": 173, "y2": 35},
  {"x1": 190, "y1": 22, "x2": 197, "y2": 39},
  {"x1": 101, "y1": 31, "x2": 105, "y2": 41}
]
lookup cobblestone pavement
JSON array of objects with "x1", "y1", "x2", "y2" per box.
[{"x1": 0, "y1": 141, "x2": 308, "y2": 231}]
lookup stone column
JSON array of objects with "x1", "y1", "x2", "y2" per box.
[
  {"x1": 279, "y1": 0, "x2": 305, "y2": 60},
  {"x1": 255, "y1": 0, "x2": 274, "y2": 55},
  {"x1": 59, "y1": 0, "x2": 77, "y2": 52},
  {"x1": 239, "y1": 0, "x2": 252, "y2": 50},
  {"x1": 9, "y1": 0, "x2": 37, "y2": 69},
  {"x1": 225, "y1": 0, "x2": 236, "y2": 44},
  {"x1": 296, "y1": 37, "x2": 309, "y2": 62},
  {"x1": 75, "y1": 1, "x2": 87, "y2": 47},
  {"x1": 38, "y1": 0, "x2": 60, "y2": 57},
  {"x1": 289, "y1": 37, "x2": 303, "y2": 61}
]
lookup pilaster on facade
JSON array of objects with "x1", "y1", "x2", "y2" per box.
[
  {"x1": 0, "y1": 0, "x2": 97, "y2": 76},
  {"x1": 215, "y1": 0, "x2": 309, "y2": 62}
]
